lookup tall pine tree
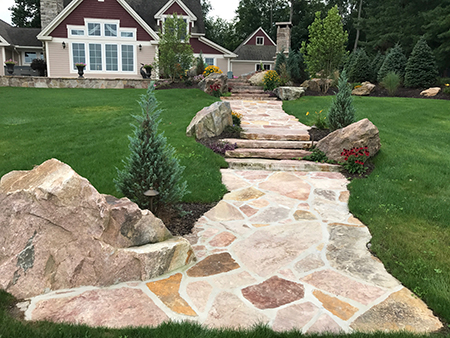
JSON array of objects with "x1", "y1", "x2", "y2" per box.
[
  {"x1": 115, "y1": 84, "x2": 188, "y2": 212},
  {"x1": 404, "y1": 37, "x2": 438, "y2": 88},
  {"x1": 377, "y1": 44, "x2": 407, "y2": 83}
]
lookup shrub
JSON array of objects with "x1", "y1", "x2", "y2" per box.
[
  {"x1": 378, "y1": 44, "x2": 407, "y2": 83},
  {"x1": 30, "y1": 58, "x2": 46, "y2": 76},
  {"x1": 327, "y1": 70, "x2": 355, "y2": 131},
  {"x1": 203, "y1": 65, "x2": 222, "y2": 77},
  {"x1": 306, "y1": 110, "x2": 327, "y2": 130},
  {"x1": 196, "y1": 52, "x2": 206, "y2": 75},
  {"x1": 286, "y1": 49, "x2": 309, "y2": 84},
  {"x1": 370, "y1": 51, "x2": 385, "y2": 83},
  {"x1": 381, "y1": 72, "x2": 401, "y2": 96},
  {"x1": 206, "y1": 141, "x2": 237, "y2": 155},
  {"x1": 210, "y1": 83, "x2": 222, "y2": 97},
  {"x1": 275, "y1": 50, "x2": 287, "y2": 75},
  {"x1": 263, "y1": 70, "x2": 281, "y2": 91},
  {"x1": 340, "y1": 147, "x2": 370, "y2": 175},
  {"x1": 278, "y1": 63, "x2": 290, "y2": 86},
  {"x1": 443, "y1": 83, "x2": 450, "y2": 95},
  {"x1": 404, "y1": 37, "x2": 438, "y2": 88},
  {"x1": 115, "y1": 83, "x2": 188, "y2": 212},
  {"x1": 303, "y1": 148, "x2": 333, "y2": 163},
  {"x1": 348, "y1": 49, "x2": 371, "y2": 83},
  {"x1": 232, "y1": 111, "x2": 242, "y2": 127}
]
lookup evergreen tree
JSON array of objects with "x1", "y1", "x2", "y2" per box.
[
  {"x1": 377, "y1": 44, "x2": 407, "y2": 83},
  {"x1": 404, "y1": 37, "x2": 438, "y2": 88},
  {"x1": 9, "y1": 0, "x2": 41, "y2": 28},
  {"x1": 343, "y1": 49, "x2": 358, "y2": 75},
  {"x1": 115, "y1": 84, "x2": 188, "y2": 212},
  {"x1": 196, "y1": 52, "x2": 205, "y2": 75},
  {"x1": 327, "y1": 70, "x2": 355, "y2": 131},
  {"x1": 287, "y1": 49, "x2": 300, "y2": 82},
  {"x1": 348, "y1": 49, "x2": 371, "y2": 82},
  {"x1": 275, "y1": 50, "x2": 287, "y2": 75},
  {"x1": 369, "y1": 51, "x2": 385, "y2": 83}
]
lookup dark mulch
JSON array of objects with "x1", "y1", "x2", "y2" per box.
[{"x1": 156, "y1": 81, "x2": 198, "y2": 90}]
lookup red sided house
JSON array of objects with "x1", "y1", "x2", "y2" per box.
[{"x1": 35, "y1": 0, "x2": 237, "y2": 78}]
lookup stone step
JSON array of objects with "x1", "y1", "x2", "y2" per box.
[
  {"x1": 231, "y1": 88, "x2": 265, "y2": 94},
  {"x1": 230, "y1": 86, "x2": 264, "y2": 91},
  {"x1": 226, "y1": 159, "x2": 340, "y2": 172},
  {"x1": 241, "y1": 128, "x2": 310, "y2": 141},
  {"x1": 225, "y1": 96, "x2": 278, "y2": 101},
  {"x1": 220, "y1": 138, "x2": 312, "y2": 149},
  {"x1": 225, "y1": 148, "x2": 311, "y2": 160}
]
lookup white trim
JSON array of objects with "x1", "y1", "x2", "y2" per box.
[
  {"x1": 45, "y1": 41, "x2": 51, "y2": 77},
  {"x1": 241, "y1": 27, "x2": 276, "y2": 46},
  {"x1": 0, "y1": 34, "x2": 9, "y2": 45},
  {"x1": 13, "y1": 46, "x2": 43, "y2": 50},
  {"x1": 154, "y1": 0, "x2": 197, "y2": 21},
  {"x1": 198, "y1": 36, "x2": 237, "y2": 57},
  {"x1": 231, "y1": 59, "x2": 274, "y2": 63},
  {"x1": 256, "y1": 36, "x2": 264, "y2": 45}
]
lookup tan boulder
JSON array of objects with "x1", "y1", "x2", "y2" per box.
[
  {"x1": 186, "y1": 101, "x2": 232, "y2": 139},
  {"x1": 300, "y1": 78, "x2": 332, "y2": 92},
  {"x1": 273, "y1": 87, "x2": 306, "y2": 100},
  {"x1": 198, "y1": 73, "x2": 228, "y2": 95},
  {"x1": 420, "y1": 87, "x2": 441, "y2": 97},
  {"x1": 248, "y1": 71, "x2": 268, "y2": 86},
  {"x1": 0, "y1": 159, "x2": 195, "y2": 299},
  {"x1": 352, "y1": 82, "x2": 376, "y2": 96},
  {"x1": 316, "y1": 119, "x2": 381, "y2": 162}
]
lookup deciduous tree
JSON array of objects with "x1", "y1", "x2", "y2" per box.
[{"x1": 9, "y1": 0, "x2": 40, "y2": 28}]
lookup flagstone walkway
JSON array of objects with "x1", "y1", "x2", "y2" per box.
[{"x1": 23, "y1": 100, "x2": 442, "y2": 334}]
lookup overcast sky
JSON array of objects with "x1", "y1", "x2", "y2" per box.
[{"x1": 0, "y1": 0, "x2": 239, "y2": 26}]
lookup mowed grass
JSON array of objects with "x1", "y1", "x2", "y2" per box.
[
  {"x1": 284, "y1": 96, "x2": 450, "y2": 324},
  {"x1": 0, "y1": 87, "x2": 228, "y2": 202}
]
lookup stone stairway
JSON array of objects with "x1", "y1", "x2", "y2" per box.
[
  {"x1": 226, "y1": 78, "x2": 277, "y2": 101},
  {"x1": 221, "y1": 100, "x2": 340, "y2": 172}
]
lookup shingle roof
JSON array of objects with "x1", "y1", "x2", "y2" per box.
[
  {"x1": 234, "y1": 44, "x2": 276, "y2": 61},
  {"x1": 0, "y1": 19, "x2": 41, "y2": 47}
]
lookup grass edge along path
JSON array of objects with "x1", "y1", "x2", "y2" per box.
[{"x1": 284, "y1": 96, "x2": 450, "y2": 328}]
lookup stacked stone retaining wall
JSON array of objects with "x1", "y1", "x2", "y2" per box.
[{"x1": 0, "y1": 76, "x2": 157, "y2": 89}]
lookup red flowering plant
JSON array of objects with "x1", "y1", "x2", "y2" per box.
[
  {"x1": 340, "y1": 146, "x2": 370, "y2": 175},
  {"x1": 210, "y1": 83, "x2": 222, "y2": 97}
]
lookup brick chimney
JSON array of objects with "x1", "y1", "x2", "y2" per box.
[
  {"x1": 41, "y1": 0, "x2": 64, "y2": 29},
  {"x1": 276, "y1": 22, "x2": 292, "y2": 55}
]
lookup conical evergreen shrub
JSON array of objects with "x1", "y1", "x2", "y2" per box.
[
  {"x1": 370, "y1": 51, "x2": 385, "y2": 83},
  {"x1": 404, "y1": 37, "x2": 438, "y2": 88},
  {"x1": 348, "y1": 49, "x2": 371, "y2": 83},
  {"x1": 327, "y1": 70, "x2": 356, "y2": 131},
  {"x1": 377, "y1": 44, "x2": 407, "y2": 83},
  {"x1": 344, "y1": 50, "x2": 358, "y2": 75},
  {"x1": 275, "y1": 50, "x2": 287, "y2": 75},
  {"x1": 115, "y1": 83, "x2": 188, "y2": 212},
  {"x1": 287, "y1": 49, "x2": 300, "y2": 82}
]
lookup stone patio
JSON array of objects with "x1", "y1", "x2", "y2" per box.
[{"x1": 21, "y1": 100, "x2": 442, "y2": 334}]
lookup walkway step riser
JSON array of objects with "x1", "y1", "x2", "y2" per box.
[
  {"x1": 225, "y1": 149, "x2": 311, "y2": 160},
  {"x1": 226, "y1": 159, "x2": 340, "y2": 172},
  {"x1": 242, "y1": 133, "x2": 310, "y2": 141},
  {"x1": 220, "y1": 138, "x2": 312, "y2": 149}
]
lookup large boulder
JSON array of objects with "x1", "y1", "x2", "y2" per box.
[
  {"x1": 273, "y1": 87, "x2": 306, "y2": 100},
  {"x1": 0, "y1": 159, "x2": 195, "y2": 299},
  {"x1": 198, "y1": 73, "x2": 228, "y2": 95},
  {"x1": 352, "y1": 82, "x2": 376, "y2": 96},
  {"x1": 300, "y1": 78, "x2": 333, "y2": 92},
  {"x1": 186, "y1": 101, "x2": 232, "y2": 139},
  {"x1": 248, "y1": 71, "x2": 268, "y2": 86},
  {"x1": 316, "y1": 119, "x2": 381, "y2": 162},
  {"x1": 420, "y1": 87, "x2": 441, "y2": 97}
]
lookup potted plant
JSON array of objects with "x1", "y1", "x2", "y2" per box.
[
  {"x1": 30, "y1": 58, "x2": 47, "y2": 76},
  {"x1": 4, "y1": 59, "x2": 17, "y2": 75},
  {"x1": 143, "y1": 63, "x2": 152, "y2": 77},
  {"x1": 75, "y1": 63, "x2": 86, "y2": 78}
]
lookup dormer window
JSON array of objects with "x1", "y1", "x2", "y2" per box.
[
  {"x1": 256, "y1": 37, "x2": 264, "y2": 45},
  {"x1": 88, "y1": 23, "x2": 101, "y2": 36},
  {"x1": 105, "y1": 23, "x2": 117, "y2": 37}
]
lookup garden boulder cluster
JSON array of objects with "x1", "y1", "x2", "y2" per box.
[{"x1": 0, "y1": 159, "x2": 195, "y2": 299}]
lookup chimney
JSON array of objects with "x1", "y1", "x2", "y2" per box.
[
  {"x1": 276, "y1": 22, "x2": 292, "y2": 55},
  {"x1": 41, "y1": 0, "x2": 64, "y2": 29}
]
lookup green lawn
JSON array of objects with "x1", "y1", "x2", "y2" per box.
[
  {"x1": 0, "y1": 87, "x2": 227, "y2": 203},
  {"x1": 1, "y1": 88, "x2": 449, "y2": 337},
  {"x1": 284, "y1": 96, "x2": 450, "y2": 325}
]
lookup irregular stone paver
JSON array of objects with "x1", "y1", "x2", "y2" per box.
[
  {"x1": 242, "y1": 276, "x2": 305, "y2": 309},
  {"x1": 31, "y1": 288, "x2": 168, "y2": 328},
  {"x1": 22, "y1": 100, "x2": 442, "y2": 335},
  {"x1": 186, "y1": 252, "x2": 239, "y2": 277},
  {"x1": 146, "y1": 273, "x2": 196, "y2": 316},
  {"x1": 351, "y1": 288, "x2": 443, "y2": 332}
]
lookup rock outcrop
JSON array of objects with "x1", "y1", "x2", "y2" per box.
[
  {"x1": 273, "y1": 87, "x2": 306, "y2": 100},
  {"x1": 300, "y1": 78, "x2": 333, "y2": 92},
  {"x1": 198, "y1": 73, "x2": 228, "y2": 95},
  {"x1": 186, "y1": 101, "x2": 233, "y2": 139},
  {"x1": 352, "y1": 82, "x2": 376, "y2": 96},
  {"x1": 0, "y1": 159, "x2": 195, "y2": 299},
  {"x1": 248, "y1": 71, "x2": 268, "y2": 86},
  {"x1": 420, "y1": 87, "x2": 441, "y2": 97},
  {"x1": 316, "y1": 119, "x2": 381, "y2": 162}
]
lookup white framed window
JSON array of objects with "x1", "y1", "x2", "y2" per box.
[
  {"x1": 71, "y1": 29, "x2": 85, "y2": 36},
  {"x1": 105, "y1": 44, "x2": 118, "y2": 71},
  {"x1": 89, "y1": 43, "x2": 102, "y2": 70},
  {"x1": 120, "y1": 31, "x2": 134, "y2": 38},
  {"x1": 105, "y1": 23, "x2": 117, "y2": 37},
  {"x1": 205, "y1": 58, "x2": 214, "y2": 66},
  {"x1": 88, "y1": 23, "x2": 101, "y2": 36},
  {"x1": 24, "y1": 52, "x2": 37, "y2": 63},
  {"x1": 121, "y1": 45, "x2": 134, "y2": 71},
  {"x1": 72, "y1": 43, "x2": 86, "y2": 70},
  {"x1": 256, "y1": 64, "x2": 271, "y2": 71},
  {"x1": 256, "y1": 37, "x2": 264, "y2": 45}
]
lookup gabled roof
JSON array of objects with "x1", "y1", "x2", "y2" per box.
[
  {"x1": 0, "y1": 19, "x2": 41, "y2": 47},
  {"x1": 239, "y1": 27, "x2": 276, "y2": 48},
  {"x1": 154, "y1": 0, "x2": 197, "y2": 21},
  {"x1": 233, "y1": 27, "x2": 276, "y2": 61}
]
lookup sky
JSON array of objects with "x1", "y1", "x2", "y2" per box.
[{"x1": 0, "y1": 0, "x2": 239, "y2": 26}]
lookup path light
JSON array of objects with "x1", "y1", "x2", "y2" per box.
[{"x1": 144, "y1": 189, "x2": 159, "y2": 212}]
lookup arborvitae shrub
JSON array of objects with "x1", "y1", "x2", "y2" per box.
[
  {"x1": 327, "y1": 70, "x2": 356, "y2": 131},
  {"x1": 348, "y1": 49, "x2": 371, "y2": 83},
  {"x1": 287, "y1": 49, "x2": 300, "y2": 82},
  {"x1": 115, "y1": 83, "x2": 188, "y2": 212},
  {"x1": 196, "y1": 52, "x2": 205, "y2": 75},
  {"x1": 370, "y1": 51, "x2": 385, "y2": 83},
  {"x1": 275, "y1": 50, "x2": 287, "y2": 75},
  {"x1": 378, "y1": 44, "x2": 407, "y2": 83},
  {"x1": 404, "y1": 37, "x2": 438, "y2": 88}
]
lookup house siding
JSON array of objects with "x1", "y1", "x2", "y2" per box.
[
  {"x1": 164, "y1": 3, "x2": 188, "y2": 15},
  {"x1": 47, "y1": 41, "x2": 71, "y2": 77},
  {"x1": 216, "y1": 58, "x2": 227, "y2": 73},
  {"x1": 190, "y1": 37, "x2": 222, "y2": 54},
  {"x1": 247, "y1": 29, "x2": 274, "y2": 46},
  {"x1": 231, "y1": 62, "x2": 257, "y2": 76},
  {"x1": 50, "y1": 0, "x2": 153, "y2": 41}
]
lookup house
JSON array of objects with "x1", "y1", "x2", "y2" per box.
[
  {"x1": 231, "y1": 23, "x2": 292, "y2": 76},
  {"x1": 0, "y1": 20, "x2": 43, "y2": 76},
  {"x1": 35, "y1": 0, "x2": 236, "y2": 78}
]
